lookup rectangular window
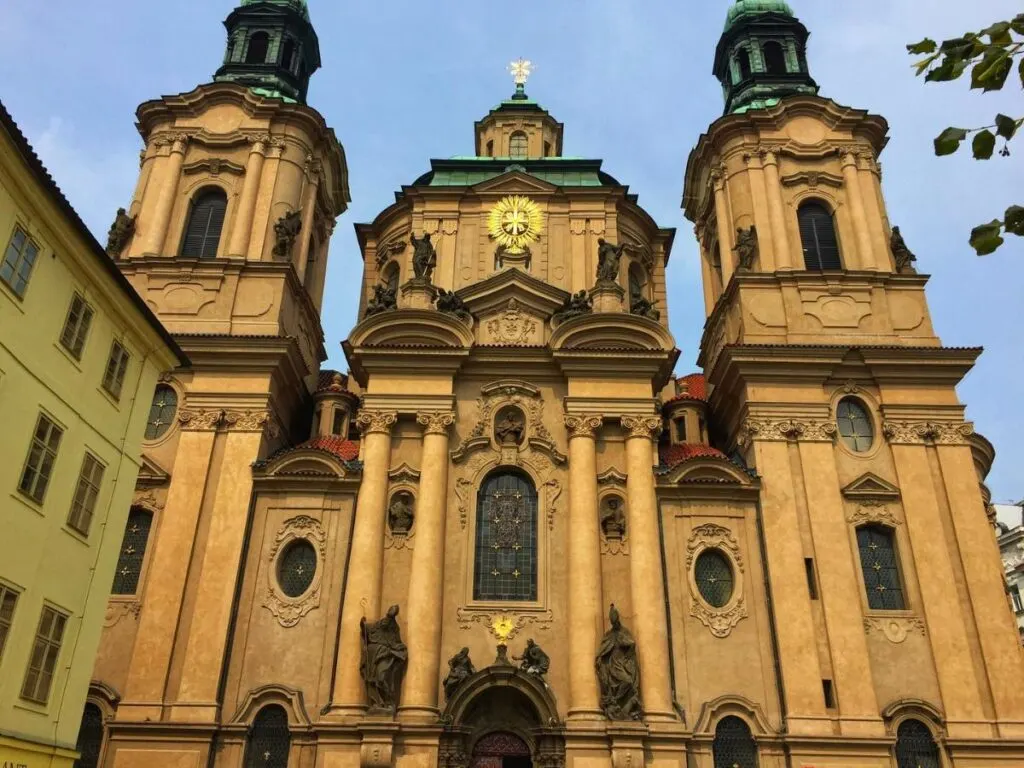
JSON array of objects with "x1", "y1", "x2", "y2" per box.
[
  {"x1": 1, "y1": 226, "x2": 40, "y2": 298},
  {"x1": 674, "y1": 418, "x2": 687, "y2": 443},
  {"x1": 1012, "y1": 584, "x2": 1024, "y2": 614},
  {"x1": 332, "y1": 409, "x2": 345, "y2": 436},
  {"x1": 822, "y1": 679, "x2": 836, "y2": 709},
  {"x1": 0, "y1": 585, "x2": 19, "y2": 662},
  {"x1": 102, "y1": 341, "x2": 130, "y2": 400},
  {"x1": 857, "y1": 525, "x2": 906, "y2": 611},
  {"x1": 67, "y1": 453, "x2": 105, "y2": 535},
  {"x1": 805, "y1": 557, "x2": 819, "y2": 600},
  {"x1": 19, "y1": 414, "x2": 64, "y2": 504},
  {"x1": 20, "y1": 605, "x2": 68, "y2": 704},
  {"x1": 59, "y1": 294, "x2": 94, "y2": 360}
]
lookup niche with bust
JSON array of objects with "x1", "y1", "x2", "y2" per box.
[
  {"x1": 600, "y1": 495, "x2": 627, "y2": 540},
  {"x1": 494, "y1": 405, "x2": 526, "y2": 447},
  {"x1": 388, "y1": 491, "x2": 415, "y2": 535}
]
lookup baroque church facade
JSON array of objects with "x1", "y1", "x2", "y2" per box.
[{"x1": 80, "y1": 1, "x2": 1024, "y2": 768}]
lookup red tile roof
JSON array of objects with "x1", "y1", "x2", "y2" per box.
[
  {"x1": 300, "y1": 436, "x2": 360, "y2": 461},
  {"x1": 665, "y1": 373, "x2": 708, "y2": 405},
  {"x1": 659, "y1": 442, "x2": 728, "y2": 469}
]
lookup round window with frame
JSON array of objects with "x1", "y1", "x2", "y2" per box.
[
  {"x1": 277, "y1": 539, "x2": 317, "y2": 598},
  {"x1": 694, "y1": 548, "x2": 735, "y2": 608},
  {"x1": 837, "y1": 397, "x2": 875, "y2": 453}
]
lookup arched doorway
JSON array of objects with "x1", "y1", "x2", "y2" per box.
[{"x1": 471, "y1": 732, "x2": 531, "y2": 768}]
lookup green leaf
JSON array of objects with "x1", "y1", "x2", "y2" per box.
[
  {"x1": 927, "y1": 57, "x2": 968, "y2": 82},
  {"x1": 971, "y1": 51, "x2": 1012, "y2": 91},
  {"x1": 973, "y1": 130, "x2": 996, "y2": 159},
  {"x1": 913, "y1": 53, "x2": 941, "y2": 76},
  {"x1": 995, "y1": 114, "x2": 1020, "y2": 141},
  {"x1": 1011, "y1": 14, "x2": 1024, "y2": 35},
  {"x1": 935, "y1": 127, "x2": 968, "y2": 156},
  {"x1": 1019, "y1": 56, "x2": 1024, "y2": 89},
  {"x1": 982, "y1": 21, "x2": 1012, "y2": 44},
  {"x1": 907, "y1": 38, "x2": 938, "y2": 54},
  {"x1": 1005, "y1": 206, "x2": 1024, "y2": 236},
  {"x1": 970, "y1": 220, "x2": 1005, "y2": 255}
]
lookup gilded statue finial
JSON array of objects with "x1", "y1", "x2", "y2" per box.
[{"x1": 509, "y1": 58, "x2": 534, "y2": 87}]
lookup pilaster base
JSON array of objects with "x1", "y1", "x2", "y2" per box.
[{"x1": 589, "y1": 281, "x2": 626, "y2": 313}]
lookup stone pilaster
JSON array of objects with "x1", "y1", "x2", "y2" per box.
[
  {"x1": 142, "y1": 134, "x2": 188, "y2": 256},
  {"x1": 761, "y1": 148, "x2": 793, "y2": 270},
  {"x1": 840, "y1": 150, "x2": 873, "y2": 270},
  {"x1": 226, "y1": 135, "x2": 268, "y2": 259}
]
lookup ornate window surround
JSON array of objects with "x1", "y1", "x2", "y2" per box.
[
  {"x1": 686, "y1": 524, "x2": 748, "y2": 638},
  {"x1": 263, "y1": 514, "x2": 327, "y2": 628}
]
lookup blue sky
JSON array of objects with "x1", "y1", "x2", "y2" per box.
[{"x1": 1, "y1": 0, "x2": 1020, "y2": 502}]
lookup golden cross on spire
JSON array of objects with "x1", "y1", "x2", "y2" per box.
[{"x1": 509, "y1": 58, "x2": 534, "y2": 86}]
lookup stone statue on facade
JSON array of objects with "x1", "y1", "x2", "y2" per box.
[
  {"x1": 272, "y1": 209, "x2": 303, "y2": 260},
  {"x1": 359, "y1": 604, "x2": 408, "y2": 714},
  {"x1": 890, "y1": 226, "x2": 917, "y2": 273},
  {"x1": 443, "y1": 647, "x2": 476, "y2": 701},
  {"x1": 514, "y1": 639, "x2": 550, "y2": 678},
  {"x1": 388, "y1": 494, "x2": 414, "y2": 534},
  {"x1": 600, "y1": 497, "x2": 627, "y2": 539},
  {"x1": 105, "y1": 208, "x2": 136, "y2": 257},
  {"x1": 629, "y1": 292, "x2": 661, "y2": 321},
  {"x1": 495, "y1": 408, "x2": 525, "y2": 445},
  {"x1": 435, "y1": 288, "x2": 471, "y2": 322},
  {"x1": 595, "y1": 604, "x2": 643, "y2": 720},
  {"x1": 409, "y1": 232, "x2": 437, "y2": 283},
  {"x1": 365, "y1": 284, "x2": 398, "y2": 318},
  {"x1": 553, "y1": 290, "x2": 593, "y2": 323},
  {"x1": 595, "y1": 239, "x2": 625, "y2": 284},
  {"x1": 734, "y1": 225, "x2": 759, "y2": 271}
]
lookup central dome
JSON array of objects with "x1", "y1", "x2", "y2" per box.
[{"x1": 724, "y1": 0, "x2": 795, "y2": 31}]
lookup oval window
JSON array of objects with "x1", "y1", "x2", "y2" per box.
[
  {"x1": 837, "y1": 397, "x2": 874, "y2": 452},
  {"x1": 277, "y1": 540, "x2": 317, "y2": 598},
  {"x1": 145, "y1": 385, "x2": 178, "y2": 441},
  {"x1": 695, "y1": 549, "x2": 734, "y2": 608}
]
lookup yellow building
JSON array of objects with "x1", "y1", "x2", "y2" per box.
[
  {"x1": 0, "y1": 101, "x2": 184, "y2": 768},
  {"x1": 76, "y1": 2, "x2": 1024, "y2": 768}
]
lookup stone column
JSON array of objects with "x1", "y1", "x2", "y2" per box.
[
  {"x1": 565, "y1": 414, "x2": 605, "y2": 720},
  {"x1": 761, "y1": 149, "x2": 793, "y2": 270},
  {"x1": 621, "y1": 416, "x2": 674, "y2": 721},
  {"x1": 142, "y1": 134, "x2": 188, "y2": 256},
  {"x1": 226, "y1": 136, "x2": 268, "y2": 259},
  {"x1": 331, "y1": 410, "x2": 397, "y2": 717},
  {"x1": 840, "y1": 150, "x2": 873, "y2": 270},
  {"x1": 399, "y1": 411, "x2": 456, "y2": 722}
]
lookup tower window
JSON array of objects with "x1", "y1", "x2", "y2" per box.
[
  {"x1": 798, "y1": 201, "x2": 842, "y2": 270},
  {"x1": 332, "y1": 408, "x2": 347, "y2": 436},
  {"x1": 736, "y1": 47, "x2": 752, "y2": 80},
  {"x1": 245, "y1": 705, "x2": 291, "y2": 768},
  {"x1": 763, "y1": 41, "x2": 787, "y2": 75},
  {"x1": 73, "y1": 703, "x2": 105, "y2": 768},
  {"x1": 280, "y1": 38, "x2": 296, "y2": 72},
  {"x1": 474, "y1": 470, "x2": 538, "y2": 601},
  {"x1": 486, "y1": 140, "x2": 494, "y2": 157},
  {"x1": 895, "y1": 720, "x2": 940, "y2": 768},
  {"x1": 509, "y1": 131, "x2": 528, "y2": 159},
  {"x1": 111, "y1": 508, "x2": 153, "y2": 595},
  {"x1": 856, "y1": 525, "x2": 905, "y2": 611},
  {"x1": 837, "y1": 398, "x2": 874, "y2": 452},
  {"x1": 544, "y1": 141, "x2": 552, "y2": 157},
  {"x1": 245, "y1": 32, "x2": 270, "y2": 64},
  {"x1": 713, "y1": 716, "x2": 758, "y2": 768},
  {"x1": 181, "y1": 188, "x2": 227, "y2": 259}
]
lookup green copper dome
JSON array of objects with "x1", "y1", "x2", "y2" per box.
[
  {"x1": 724, "y1": 0, "x2": 794, "y2": 31},
  {"x1": 240, "y1": 0, "x2": 309, "y2": 21}
]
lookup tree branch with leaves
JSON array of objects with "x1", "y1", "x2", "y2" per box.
[{"x1": 908, "y1": 15, "x2": 1023, "y2": 255}]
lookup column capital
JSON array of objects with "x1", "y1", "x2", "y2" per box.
[
  {"x1": 178, "y1": 409, "x2": 223, "y2": 432},
  {"x1": 737, "y1": 418, "x2": 838, "y2": 447},
  {"x1": 223, "y1": 409, "x2": 280, "y2": 438},
  {"x1": 620, "y1": 415, "x2": 662, "y2": 441},
  {"x1": 564, "y1": 415, "x2": 603, "y2": 440},
  {"x1": 416, "y1": 411, "x2": 456, "y2": 436},
  {"x1": 356, "y1": 410, "x2": 399, "y2": 436},
  {"x1": 883, "y1": 420, "x2": 974, "y2": 446}
]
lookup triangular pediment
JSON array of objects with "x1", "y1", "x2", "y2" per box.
[
  {"x1": 842, "y1": 472, "x2": 901, "y2": 501},
  {"x1": 471, "y1": 171, "x2": 559, "y2": 196},
  {"x1": 137, "y1": 453, "x2": 171, "y2": 487},
  {"x1": 460, "y1": 267, "x2": 568, "y2": 319}
]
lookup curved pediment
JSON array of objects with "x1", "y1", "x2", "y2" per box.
[
  {"x1": 661, "y1": 456, "x2": 755, "y2": 487},
  {"x1": 348, "y1": 308, "x2": 475, "y2": 350},
  {"x1": 550, "y1": 312, "x2": 676, "y2": 352}
]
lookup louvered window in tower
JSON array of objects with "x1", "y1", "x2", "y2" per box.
[
  {"x1": 895, "y1": 720, "x2": 940, "y2": 768},
  {"x1": 111, "y1": 509, "x2": 153, "y2": 595},
  {"x1": 857, "y1": 525, "x2": 905, "y2": 610},
  {"x1": 713, "y1": 716, "x2": 759, "y2": 768},
  {"x1": 73, "y1": 704, "x2": 104, "y2": 768},
  {"x1": 474, "y1": 471, "x2": 538, "y2": 601},
  {"x1": 763, "y1": 41, "x2": 787, "y2": 75},
  {"x1": 246, "y1": 32, "x2": 270, "y2": 64},
  {"x1": 245, "y1": 705, "x2": 291, "y2": 768},
  {"x1": 798, "y1": 201, "x2": 842, "y2": 270},
  {"x1": 509, "y1": 132, "x2": 528, "y2": 159},
  {"x1": 181, "y1": 188, "x2": 227, "y2": 259}
]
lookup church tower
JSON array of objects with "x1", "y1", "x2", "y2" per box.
[{"x1": 684, "y1": 1, "x2": 1024, "y2": 764}]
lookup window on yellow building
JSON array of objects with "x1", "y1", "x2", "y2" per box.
[
  {"x1": 102, "y1": 341, "x2": 130, "y2": 401},
  {"x1": 474, "y1": 470, "x2": 538, "y2": 601},
  {"x1": 509, "y1": 131, "x2": 528, "y2": 159},
  {"x1": 798, "y1": 201, "x2": 842, "y2": 270},
  {"x1": 67, "y1": 453, "x2": 105, "y2": 536},
  {"x1": 73, "y1": 703, "x2": 105, "y2": 768},
  {"x1": 856, "y1": 525, "x2": 906, "y2": 610},
  {"x1": 144, "y1": 385, "x2": 178, "y2": 441},
  {"x1": 1, "y1": 226, "x2": 40, "y2": 298},
  {"x1": 713, "y1": 716, "x2": 758, "y2": 768},
  {"x1": 0, "y1": 585, "x2": 19, "y2": 663},
  {"x1": 20, "y1": 604, "x2": 68, "y2": 704},
  {"x1": 837, "y1": 397, "x2": 874, "y2": 452},
  {"x1": 111, "y1": 508, "x2": 153, "y2": 595},
  {"x1": 180, "y1": 188, "x2": 227, "y2": 259},
  {"x1": 18, "y1": 414, "x2": 64, "y2": 504},
  {"x1": 59, "y1": 294, "x2": 95, "y2": 360},
  {"x1": 245, "y1": 705, "x2": 291, "y2": 768},
  {"x1": 894, "y1": 719, "x2": 940, "y2": 768}
]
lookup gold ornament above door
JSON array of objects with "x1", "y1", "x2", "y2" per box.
[{"x1": 488, "y1": 195, "x2": 543, "y2": 254}]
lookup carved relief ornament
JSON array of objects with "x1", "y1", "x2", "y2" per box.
[
  {"x1": 356, "y1": 410, "x2": 399, "y2": 435},
  {"x1": 882, "y1": 421, "x2": 974, "y2": 446},
  {"x1": 564, "y1": 415, "x2": 603, "y2": 439},
  {"x1": 620, "y1": 416, "x2": 663, "y2": 441},
  {"x1": 223, "y1": 409, "x2": 277, "y2": 435},
  {"x1": 455, "y1": 607, "x2": 554, "y2": 641},
  {"x1": 846, "y1": 500, "x2": 902, "y2": 528},
  {"x1": 486, "y1": 299, "x2": 538, "y2": 346},
  {"x1": 104, "y1": 600, "x2": 141, "y2": 628},
  {"x1": 685, "y1": 524, "x2": 748, "y2": 638},
  {"x1": 263, "y1": 515, "x2": 327, "y2": 628},
  {"x1": 417, "y1": 411, "x2": 456, "y2": 435},
  {"x1": 178, "y1": 409, "x2": 223, "y2": 432},
  {"x1": 863, "y1": 617, "x2": 926, "y2": 644},
  {"x1": 737, "y1": 418, "x2": 838, "y2": 447}
]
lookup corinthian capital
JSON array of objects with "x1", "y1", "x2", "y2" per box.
[
  {"x1": 416, "y1": 411, "x2": 456, "y2": 435},
  {"x1": 223, "y1": 409, "x2": 276, "y2": 435},
  {"x1": 356, "y1": 410, "x2": 398, "y2": 435},
  {"x1": 178, "y1": 408, "x2": 223, "y2": 432},
  {"x1": 620, "y1": 416, "x2": 663, "y2": 441},
  {"x1": 564, "y1": 415, "x2": 603, "y2": 440},
  {"x1": 882, "y1": 420, "x2": 974, "y2": 446}
]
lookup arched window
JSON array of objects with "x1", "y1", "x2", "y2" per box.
[
  {"x1": 857, "y1": 525, "x2": 905, "y2": 610},
  {"x1": 73, "y1": 703, "x2": 104, "y2": 768},
  {"x1": 180, "y1": 188, "x2": 227, "y2": 259},
  {"x1": 713, "y1": 716, "x2": 758, "y2": 768},
  {"x1": 836, "y1": 398, "x2": 874, "y2": 452},
  {"x1": 737, "y1": 47, "x2": 752, "y2": 80},
  {"x1": 280, "y1": 38, "x2": 296, "y2": 71},
  {"x1": 895, "y1": 719, "x2": 940, "y2": 768},
  {"x1": 246, "y1": 32, "x2": 270, "y2": 64},
  {"x1": 798, "y1": 201, "x2": 842, "y2": 270},
  {"x1": 245, "y1": 705, "x2": 291, "y2": 768},
  {"x1": 763, "y1": 41, "x2": 787, "y2": 75},
  {"x1": 474, "y1": 470, "x2": 538, "y2": 601},
  {"x1": 509, "y1": 132, "x2": 528, "y2": 159},
  {"x1": 111, "y1": 508, "x2": 153, "y2": 595}
]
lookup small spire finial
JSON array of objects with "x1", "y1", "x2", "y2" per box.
[{"x1": 509, "y1": 58, "x2": 534, "y2": 87}]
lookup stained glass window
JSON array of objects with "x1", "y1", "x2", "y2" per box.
[
  {"x1": 474, "y1": 471, "x2": 538, "y2": 601},
  {"x1": 145, "y1": 385, "x2": 178, "y2": 441},
  {"x1": 112, "y1": 509, "x2": 153, "y2": 595},
  {"x1": 713, "y1": 716, "x2": 758, "y2": 768},
  {"x1": 695, "y1": 549, "x2": 734, "y2": 608},
  {"x1": 278, "y1": 540, "x2": 317, "y2": 598},
  {"x1": 245, "y1": 705, "x2": 291, "y2": 768},
  {"x1": 74, "y1": 703, "x2": 104, "y2": 768},
  {"x1": 895, "y1": 719, "x2": 940, "y2": 768},
  {"x1": 857, "y1": 525, "x2": 905, "y2": 610},
  {"x1": 837, "y1": 398, "x2": 874, "y2": 452}
]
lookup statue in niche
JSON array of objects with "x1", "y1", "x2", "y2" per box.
[
  {"x1": 890, "y1": 226, "x2": 917, "y2": 273},
  {"x1": 600, "y1": 497, "x2": 627, "y2": 539},
  {"x1": 553, "y1": 290, "x2": 593, "y2": 322},
  {"x1": 409, "y1": 231, "x2": 437, "y2": 283},
  {"x1": 388, "y1": 493, "x2": 414, "y2": 534},
  {"x1": 514, "y1": 638, "x2": 550, "y2": 678},
  {"x1": 443, "y1": 647, "x2": 476, "y2": 701},
  {"x1": 595, "y1": 238, "x2": 626, "y2": 283},
  {"x1": 435, "y1": 288, "x2": 471, "y2": 321},
  {"x1": 734, "y1": 225, "x2": 759, "y2": 271},
  {"x1": 360, "y1": 605, "x2": 408, "y2": 713},
  {"x1": 595, "y1": 604, "x2": 643, "y2": 720},
  {"x1": 272, "y1": 209, "x2": 303, "y2": 259},
  {"x1": 494, "y1": 407, "x2": 525, "y2": 446},
  {"x1": 365, "y1": 284, "x2": 397, "y2": 318},
  {"x1": 105, "y1": 208, "x2": 136, "y2": 257}
]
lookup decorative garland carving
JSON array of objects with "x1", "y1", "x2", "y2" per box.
[
  {"x1": 263, "y1": 516, "x2": 327, "y2": 628},
  {"x1": 455, "y1": 607, "x2": 554, "y2": 641},
  {"x1": 417, "y1": 411, "x2": 456, "y2": 435},
  {"x1": 542, "y1": 478, "x2": 562, "y2": 531},
  {"x1": 846, "y1": 500, "x2": 902, "y2": 527},
  {"x1": 737, "y1": 418, "x2": 838, "y2": 447},
  {"x1": 620, "y1": 416, "x2": 663, "y2": 441},
  {"x1": 685, "y1": 524, "x2": 748, "y2": 638},
  {"x1": 882, "y1": 421, "x2": 974, "y2": 445},
  {"x1": 356, "y1": 410, "x2": 399, "y2": 435},
  {"x1": 104, "y1": 600, "x2": 141, "y2": 628},
  {"x1": 564, "y1": 415, "x2": 603, "y2": 439},
  {"x1": 178, "y1": 409, "x2": 223, "y2": 432},
  {"x1": 863, "y1": 617, "x2": 926, "y2": 644}
]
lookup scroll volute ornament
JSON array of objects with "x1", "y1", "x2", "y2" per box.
[
  {"x1": 356, "y1": 410, "x2": 398, "y2": 435},
  {"x1": 416, "y1": 411, "x2": 456, "y2": 435},
  {"x1": 564, "y1": 415, "x2": 602, "y2": 439},
  {"x1": 620, "y1": 415, "x2": 663, "y2": 441}
]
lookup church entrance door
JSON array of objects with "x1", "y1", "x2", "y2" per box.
[{"x1": 470, "y1": 732, "x2": 532, "y2": 768}]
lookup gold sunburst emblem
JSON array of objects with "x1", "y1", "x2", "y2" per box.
[{"x1": 488, "y1": 195, "x2": 543, "y2": 255}]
